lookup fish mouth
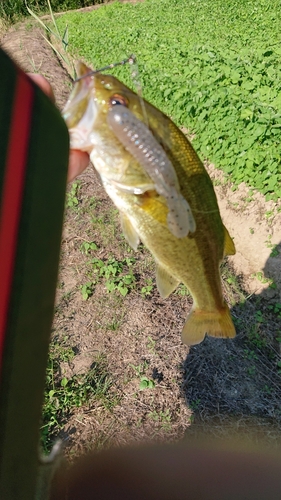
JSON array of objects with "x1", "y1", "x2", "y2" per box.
[
  {"x1": 62, "y1": 64, "x2": 100, "y2": 150},
  {"x1": 63, "y1": 65, "x2": 94, "y2": 125},
  {"x1": 62, "y1": 68, "x2": 128, "y2": 150}
]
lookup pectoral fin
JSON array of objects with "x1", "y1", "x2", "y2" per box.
[
  {"x1": 111, "y1": 179, "x2": 155, "y2": 195},
  {"x1": 120, "y1": 213, "x2": 140, "y2": 251},
  {"x1": 156, "y1": 264, "x2": 179, "y2": 298},
  {"x1": 223, "y1": 225, "x2": 236, "y2": 256}
]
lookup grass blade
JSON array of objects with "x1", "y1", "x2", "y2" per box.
[
  {"x1": 46, "y1": 0, "x2": 60, "y2": 38},
  {"x1": 62, "y1": 25, "x2": 69, "y2": 52},
  {"x1": 25, "y1": 1, "x2": 59, "y2": 39}
]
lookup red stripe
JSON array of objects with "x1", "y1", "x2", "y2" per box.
[{"x1": 0, "y1": 72, "x2": 34, "y2": 369}]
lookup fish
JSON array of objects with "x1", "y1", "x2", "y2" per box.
[{"x1": 63, "y1": 61, "x2": 236, "y2": 346}]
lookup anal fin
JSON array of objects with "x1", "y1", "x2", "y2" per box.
[
  {"x1": 156, "y1": 264, "x2": 179, "y2": 298},
  {"x1": 120, "y1": 213, "x2": 140, "y2": 251}
]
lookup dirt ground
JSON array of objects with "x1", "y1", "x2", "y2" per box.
[{"x1": 1, "y1": 16, "x2": 281, "y2": 456}]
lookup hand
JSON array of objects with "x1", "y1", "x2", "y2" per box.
[
  {"x1": 27, "y1": 73, "x2": 90, "y2": 183},
  {"x1": 50, "y1": 438, "x2": 281, "y2": 499}
]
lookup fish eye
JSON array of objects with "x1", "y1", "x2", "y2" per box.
[{"x1": 109, "y1": 94, "x2": 129, "y2": 107}]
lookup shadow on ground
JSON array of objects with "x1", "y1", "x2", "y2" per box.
[{"x1": 183, "y1": 247, "x2": 281, "y2": 445}]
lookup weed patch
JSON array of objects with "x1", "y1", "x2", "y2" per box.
[
  {"x1": 80, "y1": 256, "x2": 137, "y2": 298},
  {"x1": 66, "y1": 181, "x2": 81, "y2": 209},
  {"x1": 1, "y1": 0, "x2": 99, "y2": 21},
  {"x1": 41, "y1": 339, "x2": 112, "y2": 452},
  {"x1": 57, "y1": 0, "x2": 281, "y2": 201}
]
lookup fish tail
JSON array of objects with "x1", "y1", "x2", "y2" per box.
[{"x1": 181, "y1": 303, "x2": 236, "y2": 346}]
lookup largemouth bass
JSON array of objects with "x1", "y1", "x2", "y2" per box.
[{"x1": 63, "y1": 62, "x2": 236, "y2": 346}]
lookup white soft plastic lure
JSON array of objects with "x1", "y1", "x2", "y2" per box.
[
  {"x1": 63, "y1": 59, "x2": 195, "y2": 239},
  {"x1": 107, "y1": 105, "x2": 196, "y2": 238}
]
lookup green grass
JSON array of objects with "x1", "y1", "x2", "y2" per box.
[
  {"x1": 130, "y1": 361, "x2": 156, "y2": 390},
  {"x1": 148, "y1": 409, "x2": 172, "y2": 431},
  {"x1": 1, "y1": 0, "x2": 102, "y2": 21},
  {"x1": 70, "y1": 192, "x2": 157, "y2": 301},
  {"x1": 41, "y1": 338, "x2": 113, "y2": 452},
  {"x1": 80, "y1": 255, "x2": 137, "y2": 298},
  {"x1": 66, "y1": 180, "x2": 81, "y2": 208},
  {"x1": 57, "y1": 0, "x2": 281, "y2": 201}
]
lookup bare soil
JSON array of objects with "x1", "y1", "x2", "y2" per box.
[{"x1": 1, "y1": 17, "x2": 281, "y2": 456}]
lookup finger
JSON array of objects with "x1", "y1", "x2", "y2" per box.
[
  {"x1": 68, "y1": 150, "x2": 90, "y2": 183},
  {"x1": 27, "y1": 74, "x2": 89, "y2": 182},
  {"x1": 27, "y1": 73, "x2": 56, "y2": 103},
  {"x1": 51, "y1": 440, "x2": 281, "y2": 500}
]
